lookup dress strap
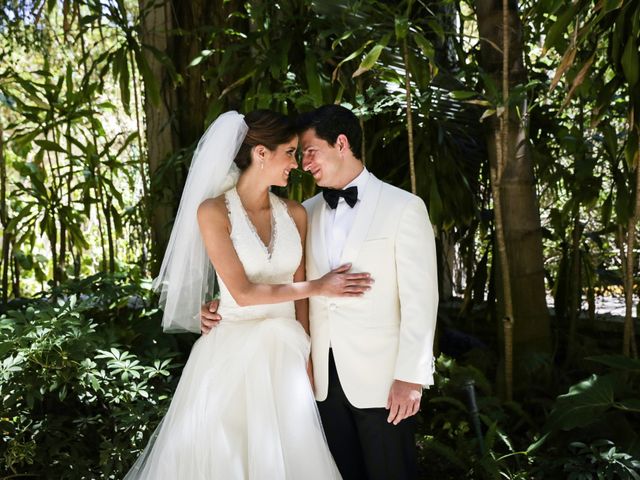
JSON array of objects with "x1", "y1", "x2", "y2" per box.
[{"x1": 223, "y1": 188, "x2": 244, "y2": 230}]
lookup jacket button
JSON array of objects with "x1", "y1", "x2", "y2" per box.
[{"x1": 329, "y1": 303, "x2": 337, "y2": 311}]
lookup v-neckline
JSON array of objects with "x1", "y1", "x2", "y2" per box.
[{"x1": 234, "y1": 188, "x2": 276, "y2": 258}]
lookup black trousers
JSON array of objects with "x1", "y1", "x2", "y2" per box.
[{"x1": 317, "y1": 350, "x2": 418, "y2": 480}]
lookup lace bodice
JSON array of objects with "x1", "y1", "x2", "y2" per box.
[{"x1": 216, "y1": 188, "x2": 302, "y2": 321}]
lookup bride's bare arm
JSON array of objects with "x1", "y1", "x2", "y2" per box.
[
  {"x1": 197, "y1": 197, "x2": 371, "y2": 307},
  {"x1": 286, "y1": 200, "x2": 311, "y2": 335}
]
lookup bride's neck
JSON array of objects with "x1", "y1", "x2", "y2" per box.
[{"x1": 236, "y1": 175, "x2": 270, "y2": 211}]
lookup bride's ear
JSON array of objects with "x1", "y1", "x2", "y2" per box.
[{"x1": 252, "y1": 145, "x2": 267, "y2": 163}]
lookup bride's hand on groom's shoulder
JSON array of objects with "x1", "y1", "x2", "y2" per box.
[
  {"x1": 316, "y1": 263, "x2": 373, "y2": 297},
  {"x1": 200, "y1": 299, "x2": 221, "y2": 334}
]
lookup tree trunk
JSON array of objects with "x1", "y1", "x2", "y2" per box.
[
  {"x1": 476, "y1": 0, "x2": 551, "y2": 375},
  {"x1": 139, "y1": 0, "x2": 178, "y2": 275},
  {"x1": 139, "y1": 0, "x2": 242, "y2": 275}
]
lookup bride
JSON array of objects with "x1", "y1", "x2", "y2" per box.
[{"x1": 124, "y1": 110, "x2": 371, "y2": 479}]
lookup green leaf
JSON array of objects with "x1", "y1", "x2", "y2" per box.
[
  {"x1": 600, "y1": 0, "x2": 625, "y2": 13},
  {"x1": 188, "y1": 49, "x2": 213, "y2": 68},
  {"x1": 601, "y1": 191, "x2": 613, "y2": 226},
  {"x1": 118, "y1": 49, "x2": 131, "y2": 115},
  {"x1": 544, "y1": 7, "x2": 575, "y2": 53},
  {"x1": 426, "y1": 19, "x2": 445, "y2": 44},
  {"x1": 134, "y1": 49, "x2": 160, "y2": 106},
  {"x1": 395, "y1": 16, "x2": 409, "y2": 41},
  {"x1": 625, "y1": 128, "x2": 639, "y2": 170},
  {"x1": 352, "y1": 43, "x2": 385, "y2": 78},
  {"x1": 587, "y1": 354, "x2": 640, "y2": 371},
  {"x1": 544, "y1": 373, "x2": 618, "y2": 432},
  {"x1": 420, "y1": 437, "x2": 467, "y2": 470},
  {"x1": 621, "y1": 36, "x2": 639, "y2": 86},
  {"x1": 450, "y1": 90, "x2": 477, "y2": 100},
  {"x1": 35, "y1": 139, "x2": 67, "y2": 154},
  {"x1": 616, "y1": 399, "x2": 640, "y2": 412},
  {"x1": 429, "y1": 176, "x2": 443, "y2": 227},
  {"x1": 305, "y1": 51, "x2": 323, "y2": 106},
  {"x1": 412, "y1": 32, "x2": 435, "y2": 63}
]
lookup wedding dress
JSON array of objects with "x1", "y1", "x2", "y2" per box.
[{"x1": 124, "y1": 188, "x2": 341, "y2": 479}]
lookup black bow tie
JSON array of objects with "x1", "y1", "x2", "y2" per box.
[{"x1": 322, "y1": 186, "x2": 358, "y2": 209}]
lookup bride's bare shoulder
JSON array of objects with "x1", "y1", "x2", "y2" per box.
[
  {"x1": 281, "y1": 198, "x2": 307, "y2": 229},
  {"x1": 197, "y1": 195, "x2": 230, "y2": 226}
]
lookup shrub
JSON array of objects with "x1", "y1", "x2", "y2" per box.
[{"x1": 0, "y1": 274, "x2": 192, "y2": 479}]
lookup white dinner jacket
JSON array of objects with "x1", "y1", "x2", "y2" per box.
[{"x1": 303, "y1": 173, "x2": 438, "y2": 409}]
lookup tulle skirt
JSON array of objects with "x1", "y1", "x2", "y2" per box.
[{"x1": 124, "y1": 317, "x2": 341, "y2": 479}]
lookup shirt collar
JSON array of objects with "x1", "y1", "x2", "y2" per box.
[{"x1": 344, "y1": 166, "x2": 369, "y2": 201}]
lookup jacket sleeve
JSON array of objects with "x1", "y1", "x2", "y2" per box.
[{"x1": 393, "y1": 196, "x2": 438, "y2": 387}]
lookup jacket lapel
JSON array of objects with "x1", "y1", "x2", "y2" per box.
[
  {"x1": 339, "y1": 174, "x2": 383, "y2": 265},
  {"x1": 308, "y1": 196, "x2": 331, "y2": 274}
]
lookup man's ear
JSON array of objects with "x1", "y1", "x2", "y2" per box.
[{"x1": 336, "y1": 134, "x2": 350, "y2": 153}]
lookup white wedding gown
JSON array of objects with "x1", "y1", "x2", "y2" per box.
[{"x1": 124, "y1": 188, "x2": 341, "y2": 479}]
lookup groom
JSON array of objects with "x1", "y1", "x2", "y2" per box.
[{"x1": 203, "y1": 105, "x2": 438, "y2": 479}]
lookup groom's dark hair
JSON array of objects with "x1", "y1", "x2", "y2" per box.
[{"x1": 297, "y1": 105, "x2": 363, "y2": 161}]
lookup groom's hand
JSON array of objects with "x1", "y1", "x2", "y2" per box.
[
  {"x1": 386, "y1": 379, "x2": 422, "y2": 425},
  {"x1": 200, "y1": 299, "x2": 221, "y2": 334}
]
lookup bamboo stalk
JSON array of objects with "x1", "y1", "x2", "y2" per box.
[
  {"x1": 357, "y1": 77, "x2": 366, "y2": 167},
  {"x1": 0, "y1": 121, "x2": 9, "y2": 304},
  {"x1": 493, "y1": 0, "x2": 515, "y2": 401},
  {"x1": 623, "y1": 143, "x2": 640, "y2": 358},
  {"x1": 403, "y1": 39, "x2": 417, "y2": 195}
]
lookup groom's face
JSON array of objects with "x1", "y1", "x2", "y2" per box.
[{"x1": 300, "y1": 128, "x2": 342, "y2": 188}]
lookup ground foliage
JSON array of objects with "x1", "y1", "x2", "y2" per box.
[{"x1": 1, "y1": 276, "x2": 639, "y2": 479}]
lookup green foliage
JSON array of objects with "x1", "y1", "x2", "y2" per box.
[
  {"x1": 0, "y1": 274, "x2": 190, "y2": 479},
  {"x1": 417, "y1": 355, "x2": 534, "y2": 479},
  {"x1": 526, "y1": 355, "x2": 640, "y2": 478},
  {"x1": 536, "y1": 440, "x2": 640, "y2": 480}
]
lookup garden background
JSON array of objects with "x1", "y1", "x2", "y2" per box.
[{"x1": 1, "y1": 0, "x2": 639, "y2": 478}]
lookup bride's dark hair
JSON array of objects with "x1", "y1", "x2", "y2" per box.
[{"x1": 234, "y1": 110, "x2": 296, "y2": 171}]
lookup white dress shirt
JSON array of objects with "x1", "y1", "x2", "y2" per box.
[{"x1": 323, "y1": 167, "x2": 370, "y2": 269}]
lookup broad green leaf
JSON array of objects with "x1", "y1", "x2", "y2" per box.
[
  {"x1": 118, "y1": 49, "x2": 131, "y2": 115},
  {"x1": 450, "y1": 90, "x2": 477, "y2": 100},
  {"x1": 305, "y1": 51, "x2": 322, "y2": 106},
  {"x1": 587, "y1": 354, "x2": 640, "y2": 371},
  {"x1": 601, "y1": 191, "x2": 613, "y2": 226},
  {"x1": 599, "y1": 0, "x2": 625, "y2": 13},
  {"x1": 544, "y1": 373, "x2": 618, "y2": 432},
  {"x1": 616, "y1": 399, "x2": 640, "y2": 412},
  {"x1": 543, "y1": 7, "x2": 575, "y2": 53},
  {"x1": 621, "y1": 36, "x2": 639, "y2": 86},
  {"x1": 625, "y1": 128, "x2": 639, "y2": 170},
  {"x1": 412, "y1": 32, "x2": 435, "y2": 63},
  {"x1": 395, "y1": 16, "x2": 409, "y2": 40},
  {"x1": 426, "y1": 19, "x2": 444, "y2": 44},
  {"x1": 188, "y1": 49, "x2": 213, "y2": 68},
  {"x1": 352, "y1": 44, "x2": 385, "y2": 78},
  {"x1": 331, "y1": 31, "x2": 353, "y2": 51},
  {"x1": 429, "y1": 176, "x2": 443, "y2": 227},
  {"x1": 420, "y1": 438, "x2": 467, "y2": 470},
  {"x1": 134, "y1": 49, "x2": 160, "y2": 106},
  {"x1": 35, "y1": 139, "x2": 67, "y2": 154}
]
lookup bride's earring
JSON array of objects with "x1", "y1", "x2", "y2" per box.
[{"x1": 260, "y1": 161, "x2": 264, "y2": 170}]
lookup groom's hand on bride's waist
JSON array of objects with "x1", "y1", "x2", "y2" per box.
[{"x1": 200, "y1": 299, "x2": 221, "y2": 334}]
